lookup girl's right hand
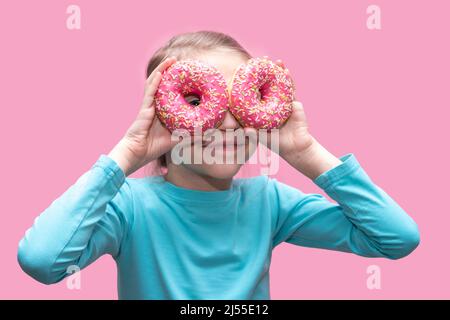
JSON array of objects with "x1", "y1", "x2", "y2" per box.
[{"x1": 108, "y1": 57, "x2": 178, "y2": 176}]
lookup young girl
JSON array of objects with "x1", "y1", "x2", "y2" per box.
[{"x1": 18, "y1": 31, "x2": 420, "y2": 300}]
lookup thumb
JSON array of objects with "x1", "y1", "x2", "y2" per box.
[{"x1": 290, "y1": 101, "x2": 306, "y2": 122}]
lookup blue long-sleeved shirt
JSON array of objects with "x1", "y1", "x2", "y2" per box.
[{"x1": 17, "y1": 153, "x2": 420, "y2": 299}]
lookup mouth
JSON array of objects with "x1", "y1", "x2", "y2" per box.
[
  {"x1": 195, "y1": 139, "x2": 246, "y2": 151},
  {"x1": 204, "y1": 139, "x2": 245, "y2": 148}
]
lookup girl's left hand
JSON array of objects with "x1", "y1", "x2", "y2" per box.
[
  {"x1": 258, "y1": 58, "x2": 315, "y2": 158},
  {"x1": 246, "y1": 57, "x2": 342, "y2": 180},
  {"x1": 278, "y1": 99, "x2": 314, "y2": 159}
]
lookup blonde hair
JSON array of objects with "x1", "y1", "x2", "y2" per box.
[
  {"x1": 146, "y1": 30, "x2": 252, "y2": 79},
  {"x1": 145, "y1": 30, "x2": 252, "y2": 171}
]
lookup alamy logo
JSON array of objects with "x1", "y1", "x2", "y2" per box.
[
  {"x1": 66, "y1": 265, "x2": 81, "y2": 290},
  {"x1": 66, "y1": 5, "x2": 81, "y2": 30},
  {"x1": 169, "y1": 128, "x2": 280, "y2": 175},
  {"x1": 366, "y1": 5, "x2": 382, "y2": 30},
  {"x1": 366, "y1": 265, "x2": 381, "y2": 290}
]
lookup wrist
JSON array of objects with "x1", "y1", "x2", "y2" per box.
[
  {"x1": 108, "y1": 140, "x2": 137, "y2": 177},
  {"x1": 282, "y1": 137, "x2": 343, "y2": 180}
]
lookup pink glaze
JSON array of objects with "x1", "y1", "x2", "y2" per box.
[
  {"x1": 155, "y1": 59, "x2": 230, "y2": 134},
  {"x1": 230, "y1": 57, "x2": 295, "y2": 130}
]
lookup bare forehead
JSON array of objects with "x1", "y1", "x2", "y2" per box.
[{"x1": 193, "y1": 49, "x2": 248, "y2": 79}]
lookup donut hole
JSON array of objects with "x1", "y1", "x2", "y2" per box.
[
  {"x1": 184, "y1": 93, "x2": 201, "y2": 107},
  {"x1": 257, "y1": 90, "x2": 262, "y2": 101},
  {"x1": 251, "y1": 86, "x2": 263, "y2": 101}
]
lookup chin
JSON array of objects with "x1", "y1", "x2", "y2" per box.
[{"x1": 188, "y1": 163, "x2": 242, "y2": 180}]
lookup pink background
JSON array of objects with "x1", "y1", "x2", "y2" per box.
[{"x1": 1, "y1": 0, "x2": 449, "y2": 299}]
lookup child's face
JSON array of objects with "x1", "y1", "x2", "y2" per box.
[{"x1": 167, "y1": 49, "x2": 257, "y2": 180}]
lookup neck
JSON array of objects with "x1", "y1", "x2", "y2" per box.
[{"x1": 164, "y1": 163, "x2": 233, "y2": 191}]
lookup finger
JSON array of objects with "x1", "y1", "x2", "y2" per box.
[
  {"x1": 137, "y1": 103, "x2": 156, "y2": 120},
  {"x1": 275, "y1": 59, "x2": 285, "y2": 69},
  {"x1": 146, "y1": 56, "x2": 177, "y2": 85},
  {"x1": 146, "y1": 71, "x2": 163, "y2": 99},
  {"x1": 290, "y1": 101, "x2": 306, "y2": 121},
  {"x1": 275, "y1": 59, "x2": 291, "y2": 79},
  {"x1": 291, "y1": 101, "x2": 303, "y2": 112},
  {"x1": 141, "y1": 71, "x2": 163, "y2": 110},
  {"x1": 276, "y1": 60, "x2": 289, "y2": 75},
  {"x1": 142, "y1": 56, "x2": 176, "y2": 105},
  {"x1": 131, "y1": 106, "x2": 156, "y2": 135},
  {"x1": 154, "y1": 56, "x2": 177, "y2": 75}
]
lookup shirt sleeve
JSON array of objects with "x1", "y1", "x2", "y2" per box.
[
  {"x1": 270, "y1": 153, "x2": 420, "y2": 260},
  {"x1": 17, "y1": 154, "x2": 133, "y2": 284}
]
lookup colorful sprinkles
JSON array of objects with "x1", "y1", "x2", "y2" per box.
[
  {"x1": 155, "y1": 57, "x2": 295, "y2": 133},
  {"x1": 154, "y1": 59, "x2": 230, "y2": 134},
  {"x1": 230, "y1": 57, "x2": 295, "y2": 130}
]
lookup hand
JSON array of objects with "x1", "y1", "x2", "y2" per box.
[
  {"x1": 247, "y1": 57, "x2": 341, "y2": 180},
  {"x1": 246, "y1": 58, "x2": 314, "y2": 157},
  {"x1": 108, "y1": 57, "x2": 179, "y2": 176}
]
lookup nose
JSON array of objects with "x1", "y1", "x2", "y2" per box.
[{"x1": 218, "y1": 110, "x2": 241, "y2": 131}]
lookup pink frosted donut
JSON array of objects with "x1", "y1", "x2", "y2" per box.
[
  {"x1": 155, "y1": 59, "x2": 230, "y2": 134},
  {"x1": 229, "y1": 57, "x2": 295, "y2": 130}
]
